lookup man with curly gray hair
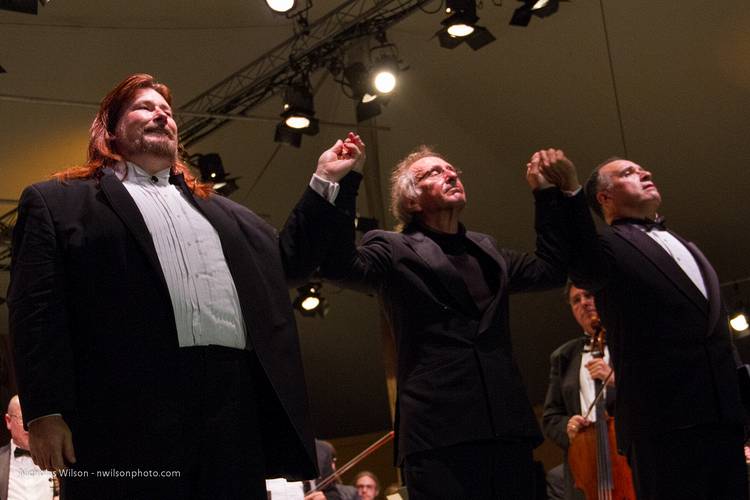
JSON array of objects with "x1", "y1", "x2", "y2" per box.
[{"x1": 323, "y1": 145, "x2": 588, "y2": 499}]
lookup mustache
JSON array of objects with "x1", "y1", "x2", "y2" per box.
[
  {"x1": 144, "y1": 126, "x2": 175, "y2": 139},
  {"x1": 444, "y1": 180, "x2": 462, "y2": 193}
]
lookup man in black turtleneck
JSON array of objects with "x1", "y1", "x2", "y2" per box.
[
  {"x1": 321, "y1": 145, "x2": 588, "y2": 499},
  {"x1": 567, "y1": 157, "x2": 747, "y2": 499}
]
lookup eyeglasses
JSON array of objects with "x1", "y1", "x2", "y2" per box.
[{"x1": 414, "y1": 165, "x2": 462, "y2": 183}]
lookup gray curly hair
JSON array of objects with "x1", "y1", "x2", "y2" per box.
[{"x1": 390, "y1": 145, "x2": 444, "y2": 230}]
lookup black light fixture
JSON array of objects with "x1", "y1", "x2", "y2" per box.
[
  {"x1": 356, "y1": 99, "x2": 383, "y2": 123},
  {"x1": 436, "y1": 0, "x2": 495, "y2": 51},
  {"x1": 369, "y1": 33, "x2": 402, "y2": 96},
  {"x1": 0, "y1": 64, "x2": 5, "y2": 74},
  {"x1": 274, "y1": 122, "x2": 302, "y2": 148},
  {"x1": 0, "y1": 0, "x2": 48, "y2": 14},
  {"x1": 279, "y1": 83, "x2": 319, "y2": 135},
  {"x1": 510, "y1": 0, "x2": 562, "y2": 27},
  {"x1": 344, "y1": 62, "x2": 386, "y2": 123},
  {"x1": 193, "y1": 153, "x2": 240, "y2": 197},
  {"x1": 293, "y1": 282, "x2": 329, "y2": 318}
]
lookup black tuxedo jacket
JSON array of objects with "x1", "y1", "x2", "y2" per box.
[
  {"x1": 570, "y1": 214, "x2": 745, "y2": 453},
  {"x1": 7, "y1": 168, "x2": 344, "y2": 479},
  {"x1": 542, "y1": 337, "x2": 587, "y2": 452},
  {"x1": 324, "y1": 183, "x2": 589, "y2": 464}
]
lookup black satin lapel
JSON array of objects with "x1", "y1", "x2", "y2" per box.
[
  {"x1": 405, "y1": 233, "x2": 477, "y2": 315},
  {"x1": 99, "y1": 170, "x2": 170, "y2": 296},
  {"x1": 565, "y1": 344, "x2": 584, "y2": 415},
  {"x1": 614, "y1": 225, "x2": 707, "y2": 315},
  {"x1": 466, "y1": 232, "x2": 508, "y2": 333},
  {"x1": 681, "y1": 238, "x2": 721, "y2": 336}
]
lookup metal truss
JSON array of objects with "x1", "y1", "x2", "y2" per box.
[{"x1": 178, "y1": 0, "x2": 433, "y2": 147}]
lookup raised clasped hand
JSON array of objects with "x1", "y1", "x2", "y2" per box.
[
  {"x1": 526, "y1": 148, "x2": 580, "y2": 192},
  {"x1": 315, "y1": 132, "x2": 366, "y2": 183}
]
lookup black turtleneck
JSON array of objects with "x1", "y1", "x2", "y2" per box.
[{"x1": 416, "y1": 221, "x2": 498, "y2": 318}]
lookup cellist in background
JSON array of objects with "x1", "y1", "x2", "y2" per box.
[{"x1": 543, "y1": 283, "x2": 616, "y2": 500}]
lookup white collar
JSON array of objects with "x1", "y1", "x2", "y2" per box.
[{"x1": 116, "y1": 161, "x2": 171, "y2": 186}]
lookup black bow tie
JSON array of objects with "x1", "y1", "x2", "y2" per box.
[
  {"x1": 14, "y1": 447, "x2": 31, "y2": 458},
  {"x1": 612, "y1": 216, "x2": 667, "y2": 231}
]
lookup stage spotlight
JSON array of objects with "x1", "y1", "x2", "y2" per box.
[
  {"x1": 274, "y1": 122, "x2": 302, "y2": 148},
  {"x1": 372, "y1": 55, "x2": 398, "y2": 94},
  {"x1": 730, "y1": 307, "x2": 749, "y2": 333},
  {"x1": 356, "y1": 99, "x2": 382, "y2": 123},
  {"x1": 197, "y1": 153, "x2": 226, "y2": 184},
  {"x1": 436, "y1": 0, "x2": 495, "y2": 51},
  {"x1": 369, "y1": 33, "x2": 402, "y2": 95},
  {"x1": 280, "y1": 84, "x2": 319, "y2": 135},
  {"x1": 510, "y1": 0, "x2": 562, "y2": 27},
  {"x1": 194, "y1": 153, "x2": 240, "y2": 196},
  {"x1": 294, "y1": 282, "x2": 329, "y2": 318},
  {"x1": 529, "y1": 0, "x2": 560, "y2": 17},
  {"x1": 266, "y1": 0, "x2": 295, "y2": 13},
  {"x1": 344, "y1": 62, "x2": 373, "y2": 100},
  {"x1": 344, "y1": 62, "x2": 388, "y2": 122}
]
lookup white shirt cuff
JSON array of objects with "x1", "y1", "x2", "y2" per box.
[{"x1": 309, "y1": 174, "x2": 340, "y2": 204}]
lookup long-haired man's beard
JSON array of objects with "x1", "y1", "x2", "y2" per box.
[{"x1": 134, "y1": 132, "x2": 177, "y2": 159}]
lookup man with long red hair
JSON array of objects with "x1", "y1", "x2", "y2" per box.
[{"x1": 7, "y1": 74, "x2": 366, "y2": 499}]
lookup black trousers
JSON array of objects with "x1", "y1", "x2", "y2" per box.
[
  {"x1": 627, "y1": 423, "x2": 748, "y2": 500},
  {"x1": 403, "y1": 439, "x2": 536, "y2": 500},
  {"x1": 63, "y1": 346, "x2": 268, "y2": 500}
]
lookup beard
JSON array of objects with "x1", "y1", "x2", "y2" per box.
[
  {"x1": 132, "y1": 130, "x2": 178, "y2": 159},
  {"x1": 117, "y1": 127, "x2": 178, "y2": 163}
]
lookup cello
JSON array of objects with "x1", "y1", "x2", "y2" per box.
[{"x1": 567, "y1": 317, "x2": 636, "y2": 500}]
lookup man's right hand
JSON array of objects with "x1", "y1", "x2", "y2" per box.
[
  {"x1": 526, "y1": 151, "x2": 555, "y2": 191},
  {"x1": 566, "y1": 414, "x2": 591, "y2": 442},
  {"x1": 536, "y1": 148, "x2": 581, "y2": 192},
  {"x1": 28, "y1": 415, "x2": 76, "y2": 471},
  {"x1": 315, "y1": 132, "x2": 366, "y2": 182}
]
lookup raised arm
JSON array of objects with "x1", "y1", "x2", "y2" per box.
[
  {"x1": 278, "y1": 133, "x2": 366, "y2": 285},
  {"x1": 503, "y1": 149, "x2": 584, "y2": 292}
]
